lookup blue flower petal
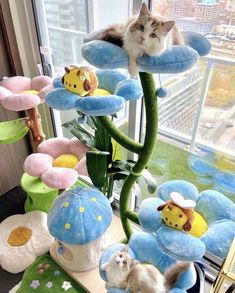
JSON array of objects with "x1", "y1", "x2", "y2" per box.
[
  {"x1": 137, "y1": 46, "x2": 198, "y2": 74},
  {"x1": 53, "y1": 77, "x2": 64, "y2": 88},
  {"x1": 156, "y1": 226, "x2": 206, "y2": 261},
  {"x1": 196, "y1": 190, "x2": 235, "y2": 224},
  {"x1": 158, "y1": 180, "x2": 199, "y2": 202},
  {"x1": 200, "y1": 220, "x2": 235, "y2": 259},
  {"x1": 82, "y1": 40, "x2": 128, "y2": 69},
  {"x1": 114, "y1": 79, "x2": 143, "y2": 101},
  {"x1": 83, "y1": 30, "x2": 211, "y2": 73},
  {"x1": 128, "y1": 231, "x2": 196, "y2": 289},
  {"x1": 182, "y1": 31, "x2": 211, "y2": 56},
  {"x1": 96, "y1": 70, "x2": 126, "y2": 93},
  {"x1": 46, "y1": 88, "x2": 79, "y2": 110},
  {"x1": 76, "y1": 95, "x2": 125, "y2": 116},
  {"x1": 138, "y1": 197, "x2": 165, "y2": 232}
]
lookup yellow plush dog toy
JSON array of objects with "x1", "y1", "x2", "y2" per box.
[
  {"x1": 62, "y1": 66, "x2": 98, "y2": 97},
  {"x1": 157, "y1": 192, "x2": 196, "y2": 232}
]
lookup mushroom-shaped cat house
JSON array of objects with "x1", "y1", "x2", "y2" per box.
[{"x1": 47, "y1": 186, "x2": 112, "y2": 271}]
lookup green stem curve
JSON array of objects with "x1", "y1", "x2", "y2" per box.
[
  {"x1": 97, "y1": 116, "x2": 143, "y2": 155},
  {"x1": 120, "y1": 72, "x2": 158, "y2": 239}
]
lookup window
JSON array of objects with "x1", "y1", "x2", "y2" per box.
[
  {"x1": 35, "y1": 0, "x2": 133, "y2": 138},
  {"x1": 138, "y1": 0, "x2": 235, "y2": 205}
]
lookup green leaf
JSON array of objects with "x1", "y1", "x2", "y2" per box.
[
  {"x1": 142, "y1": 169, "x2": 157, "y2": 194},
  {"x1": 110, "y1": 160, "x2": 157, "y2": 193},
  {"x1": 86, "y1": 150, "x2": 110, "y2": 188},
  {"x1": 63, "y1": 119, "x2": 96, "y2": 148}
]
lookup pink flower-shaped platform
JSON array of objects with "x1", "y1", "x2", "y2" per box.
[
  {"x1": 0, "y1": 76, "x2": 52, "y2": 111},
  {"x1": 24, "y1": 137, "x2": 89, "y2": 189}
]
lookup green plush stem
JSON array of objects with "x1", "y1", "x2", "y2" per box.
[
  {"x1": 120, "y1": 72, "x2": 158, "y2": 239},
  {"x1": 97, "y1": 116, "x2": 143, "y2": 154}
]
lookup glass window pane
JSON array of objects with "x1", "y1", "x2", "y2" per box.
[
  {"x1": 152, "y1": 0, "x2": 235, "y2": 58},
  {"x1": 138, "y1": 0, "x2": 235, "y2": 206},
  {"x1": 197, "y1": 62, "x2": 235, "y2": 155}
]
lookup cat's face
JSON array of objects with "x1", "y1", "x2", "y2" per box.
[
  {"x1": 112, "y1": 247, "x2": 138, "y2": 273},
  {"x1": 127, "y1": 3, "x2": 175, "y2": 56},
  {"x1": 114, "y1": 250, "x2": 132, "y2": 271}
]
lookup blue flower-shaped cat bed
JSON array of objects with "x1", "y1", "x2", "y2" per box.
[
  {"x1": 138, "y1": 180, "x2": 235, "y2": 260},
  {"x1": 82, "y1": 31, "x2": 211, "y2": 73},
  {"x1": 45, "y1": 69, "x2": 142, "y2": 116},
  {"x1": 99, "y1": 241, "x2": 202, "y2": 293},
  {"x1": 47, "y1": 186, "x2": 113, "y2": 271}
]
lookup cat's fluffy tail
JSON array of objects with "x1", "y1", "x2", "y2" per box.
[{"x1": 164, "y1": 262, "x2": 190, "y2": 290}]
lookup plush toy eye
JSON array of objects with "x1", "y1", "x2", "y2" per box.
[
  {"x1": 119, "y1": 254, "x2": 123, "y2": 258},
  {"x1": 73, "y1": 84, "x2": 76, "y2": 88},
  {"x1": 80, "y1": 76, "x2": 85, "y2": 81},
  {"x1": 123, "y1": 260, "x2": 127, "y2": 265},
  {"x1": 139, "y1": 24, "x2": 144, "y2": 32},
  {"x1": 149, "y1": 33, "x2": 157, "y2": 38}
]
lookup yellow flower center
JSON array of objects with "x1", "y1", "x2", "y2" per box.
[
  {"x1": 21, "y1": 90, "x2": 39, "y2": 95},
  {"x1": 7, "y1": 226, "x2": 32, "y2": 246},
  {"x1": 53, "y1": 154, "x2": 79, "y2": 168}
]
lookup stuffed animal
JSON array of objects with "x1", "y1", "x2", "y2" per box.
[
  {"x1": 157, "y1": 192, "x2": 196, "y2": 232},
  {"x1": 61, "y1": 66, "x2": 98, "y2": 96}
]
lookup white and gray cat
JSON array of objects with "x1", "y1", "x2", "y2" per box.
[
  {"x1": 101, "y1": 246, "x2": 190, "y2": 293},
  {"x1": 97, "y1": 3, "x2": 184, "y2": 77}
]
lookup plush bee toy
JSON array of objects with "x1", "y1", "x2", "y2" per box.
[
  {"x1": 157, "y1": 192, "x2": 196, "y2": 232},
  {"x1": 61, "y1": 66, "x2": 98, "y2": 97}
]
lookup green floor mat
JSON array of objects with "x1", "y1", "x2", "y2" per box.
[
  {"x1": 17, "y1": 255, "x2": 87, "y2": 293},
  {"x1": 0, "y1": 119, "x2": 29, "y2": 144}
]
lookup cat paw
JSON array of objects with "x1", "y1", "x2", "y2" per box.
[
  {"x1": 128, "y1": 66, "x2": 139, "y2": 78},
  {"x1": 105, "y1": 282, "x2": 112, "y2": 289},
  {"x1": 100, "y1": 263, "x2": 107, "y2": 271}
]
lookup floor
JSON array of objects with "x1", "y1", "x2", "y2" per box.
[{"x1": 0, "y1": 186, "x2": 213, "y2": 293}]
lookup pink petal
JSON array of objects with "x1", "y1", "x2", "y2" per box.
[
  {"x1": 24, "y1": 153, "x2": 53, "y2": 177},
  {"x1": 74, "y1": 157, "x2": 89, "y2": 176},
  {"x1": 31, "y1": 76, "x2": 53, "y2": 91},
  {"x1": 2, "y1": 94, "x2": 40, "y2": 111},
  {"x1": 38, "y1": 84, "x2": 53, "y2": 102},
  {"x1": 38, "y1": 137, "x2": 70, "y2": 157},
  {"x1": 68, "y1": 138, "x2": 90, "y2": 160},
  {"x1": 0, "y1": 86, "x2": 12, "y2": 103},
  {"x1": 0, "y1": 76, "x2": 31, "y2": 93},
  {"x1": 41, "y1": 167, "x2": 78, "y2": 189}
]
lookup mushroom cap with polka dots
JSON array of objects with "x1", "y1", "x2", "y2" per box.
[{"x1": 47, "y1": 187, "x2": 112, "y2": 245}]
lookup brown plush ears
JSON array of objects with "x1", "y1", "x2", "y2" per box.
[
  {"x1": 182, "y1": 220, "x2": 192, "y2": 232},
  {"x1": 157, "y1": 199, "x2": 174, "y2": 211},
  {"x1": 84, "y1": 79, "x2": 91, "y2": 91},
  {"x1": 157, "y1": 203, "x2": 167, "y2": 211}
]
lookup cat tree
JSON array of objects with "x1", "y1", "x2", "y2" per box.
[{"x1": 42, "y1": 29, "x2": 214, "y2": 292}]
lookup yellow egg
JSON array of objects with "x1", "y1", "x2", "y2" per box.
[{"x1": 53, "y1": 154, "x2": 79, "y2": 168}]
